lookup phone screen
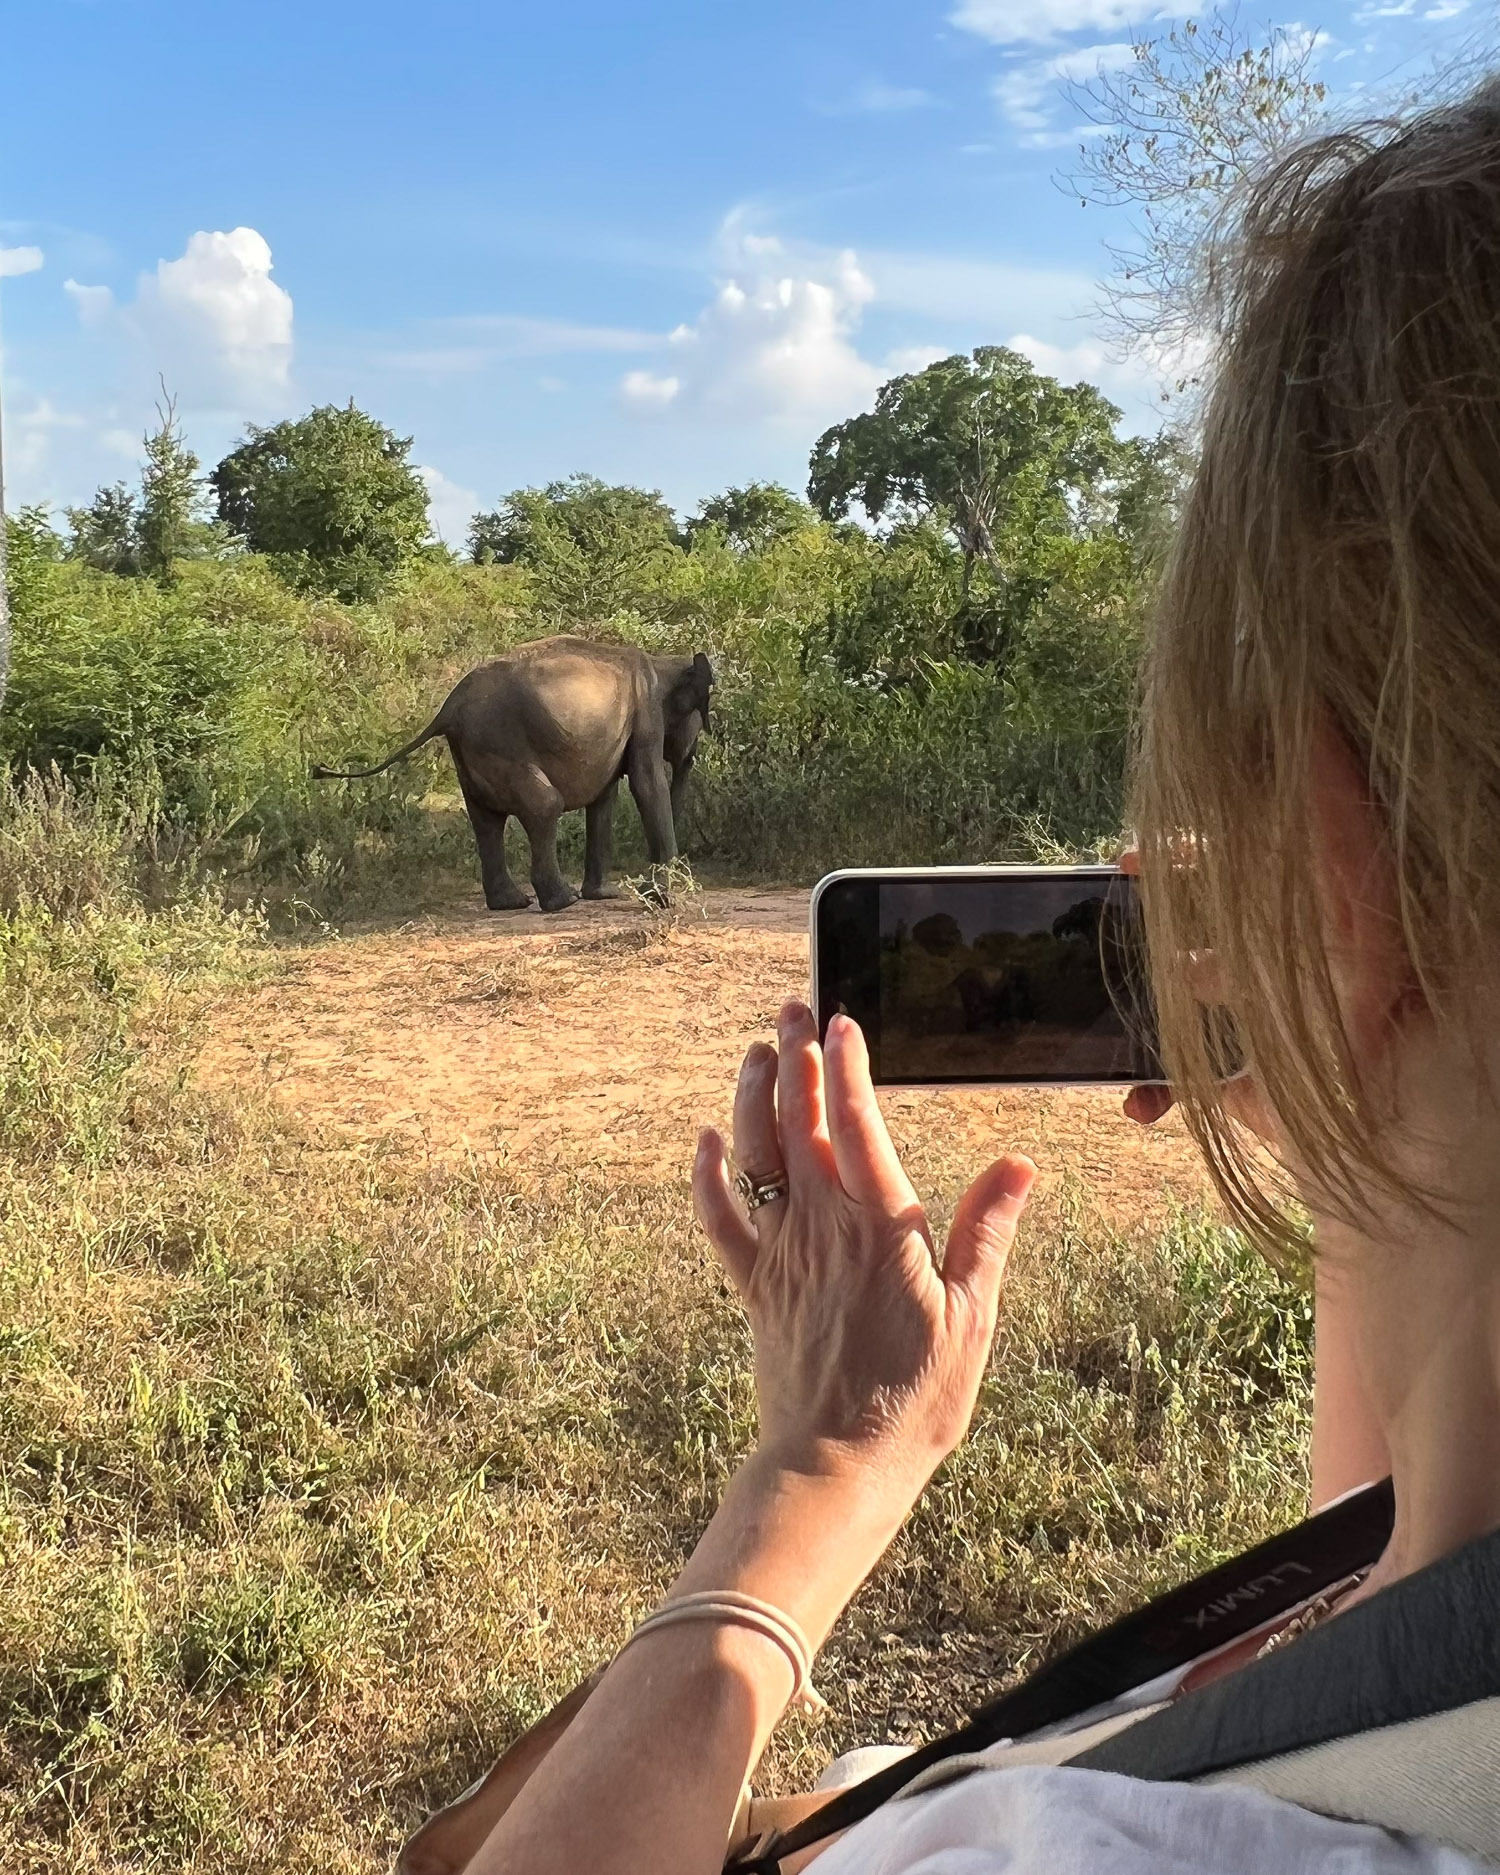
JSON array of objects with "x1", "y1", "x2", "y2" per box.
[{"x1": 813, "y1": 868, "x2": 1161, "y2": 1087}]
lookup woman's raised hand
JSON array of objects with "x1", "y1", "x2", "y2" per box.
[{"x1": 692, "y1": 1001, "x2": 1035, "y2": 1502}]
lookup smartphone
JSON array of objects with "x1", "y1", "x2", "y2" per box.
[{"x1": 810, "y1": 865, "x2": 1162, "y2": 1088}]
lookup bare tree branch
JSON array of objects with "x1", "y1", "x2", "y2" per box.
[{"x1": 1063, "y1": 13, "x2": 1329, "y2": 395}]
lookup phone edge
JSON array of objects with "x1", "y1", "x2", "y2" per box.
[{"x1": 808, "y1": 863, "x2": 1154, "y2": 1092}]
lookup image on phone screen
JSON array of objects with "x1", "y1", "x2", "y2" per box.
[{"x1": 813, "y1": 868, "x2": 1162, "y2": 1087}]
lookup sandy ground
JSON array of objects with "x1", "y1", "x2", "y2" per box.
[{"x1": 197, "y1": 889, "x2": 1207, "y2": 1221}]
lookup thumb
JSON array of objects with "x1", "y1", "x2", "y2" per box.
[{"x1": 941, "y1": 1154, "x2": 1037, "y2": 1323}]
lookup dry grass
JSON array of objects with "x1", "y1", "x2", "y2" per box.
[{"x1": 0, "y1": 831, "x2": 1315, "y2": 1872}]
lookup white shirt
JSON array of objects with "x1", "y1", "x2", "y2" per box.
[{"x1": 807, "y1": 1763, "x2": 1489, "y2": 1874}]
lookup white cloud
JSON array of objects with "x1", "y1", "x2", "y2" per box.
[
  {"x1": 0, "y1": 244, "x2": 43, "y2": 277},
  {"x1": 7, "y1": 397, "x2": 87, "y2": 477},
  {"x1": 862, "y1": 249, "x2": 1096, "y2": 327},
  {"x1": 135, "y1": 227, "x2": 293, "y2": 398},
  {"x1": 620, "y1": 224, "x2": 890, "y2": 424},
  {"x1": 1008, "y1": 332, "x2": 1126, "y2": 392},
  {"x1": 64, "y1": 278, "x2": 115, "y2": 325},
  {"x1": 1353, "y1": 0, "x2": 1464, "y2": 13},
  {"x1": 416, "y1": 464, "x2": 479, "y2": 548},
  {"x1": 993, "y1": 40, "x2": 1136, "y2": 138},
  {"x1": 57, "y1": 228, "x2": 294, "y2": 405},
  {"x1": 438, "y1": 313, "x2": 664, "y2": 354},
  {"x1": 851, "y1": 81, "x2": 936, "y2": 112},
  {"x1": 621, "y1": 368, "x2": 681, "y2": 407},
  {"x1": 1008, "y1": 326, "x2": 1209, "y2": 417},
  {"x1": 951, "y1": 0, "x2": 1183, "y2": 46},
  {"x1": 884, "y1": 345, "x2": 949, "y2": 377}
]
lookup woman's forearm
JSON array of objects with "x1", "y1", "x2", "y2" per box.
[{"x1": 469, "y1": 1448, "x2": 914, "y2": 1875}]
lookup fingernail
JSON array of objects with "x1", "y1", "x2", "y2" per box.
[{"x1": 779, "y1": 998, "x2": 811, "y2": 1028}]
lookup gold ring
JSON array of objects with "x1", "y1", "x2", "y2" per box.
[{"x1": 734, "y1": 1168, "x2": 789, "y2": 1212}]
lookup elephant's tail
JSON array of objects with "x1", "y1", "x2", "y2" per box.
[{"x1": 310, "y1": 711, "x2": 448, "y2": 781}]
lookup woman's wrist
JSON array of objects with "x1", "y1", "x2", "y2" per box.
[{"x1": 669, "y1": 1444, "x2": 919, "y2": 1653}]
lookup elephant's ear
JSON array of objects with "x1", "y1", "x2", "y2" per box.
[{"x1": 692, "y1": 651, "x2": 715, "y2": 729}]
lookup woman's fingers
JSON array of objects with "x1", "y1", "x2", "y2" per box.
[
  {"x1": 732, "y1": 1039, "x2": 783, "y2": 1173},
  {"x1": 823, "y1": 1015, "x2": 920, "y2": 1214},
  {"x1": 693, "y1": 1128, "x2": 759, "y2": 1297},
  {"x1": 940, "y1": 1154, "x2": 1036, "y2": 1321},
  {"x1": 774, "y1": 1001, "x2": 837, "y2": 1183}
]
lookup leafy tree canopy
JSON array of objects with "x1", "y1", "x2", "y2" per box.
[
  {"x1": 468, "y1": 473, "x2": 682, "y2": 621},
  {"x1": 211, "y1": 401, "x2": 430, "y2": 604},
  {"x1": 807, "y1": 347, "x2": 1125, "y2": 598},
  {"x1": 684, "y1": 481, "x2": 813, "y2": 554},
  {"x1": 469, "y1": 474, "x2": 679, "y2": 566}
]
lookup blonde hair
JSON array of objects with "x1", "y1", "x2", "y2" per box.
[{"x1": 1132, "y1": 79, "x2": 1500, "y2": 1252}]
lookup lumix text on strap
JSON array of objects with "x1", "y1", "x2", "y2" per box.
[{"x1": 724, "y1": 1478, "x2": 1396, "y2": 1874}]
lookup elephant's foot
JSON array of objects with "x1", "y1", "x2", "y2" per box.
[
  {"x1": 535, "y1": 881, "x2": 580, "y2": 913},
  {"x1": 581, "y1": 882, "x2": 621, "y2": 900},
  {"x1": 484, "y1": 886, "x2": 532, "y2": 911}
]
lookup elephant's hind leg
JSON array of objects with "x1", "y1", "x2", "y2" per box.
[
  {"x1": 521, "y1": 808, "x2": 578, "y2": 913},
  {"x1": 582, "y1": 779, "x2": 621, "y2": 900},
  {"x1": 506, "y1": 767, "x2": 577, "y2": 912},
  {"x1": 456, "y1": 765, "x2": 530, "y2": 911}
]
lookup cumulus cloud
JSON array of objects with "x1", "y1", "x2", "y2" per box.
[
  {"x1": 849, "y1": 81, "x2": 937, "y2": 112},
  {"x1": 951, "y1": 0, "x2": 1184, "y2": 45},
  {"x1": 136, "y1": 228, "x2": 293, "y2": 396},
  {"x1": 64, "y1": 278, "x2": 115, "y2": 325},
  {"x1": 1009, "y1": 326, "x2": 1208, "y2": 419},
  {"x1": 0, "y1": 244, "x2": 44, "y2": 277},
  {"x1": 6, "y1": 397, "x2": 86, "y2": 478},
  {"x1": 993, "y1": 39, "x2": 1135, "y2": 137},
  {"x1": 416, "y1": 464, "x2": 480, "y2": 549},
  {"x1": 620, "y1": 224, "x2": 894, "y2": 424},
  {"x1": 65, "y1": 228, "x2": 294, "y2": 404}
]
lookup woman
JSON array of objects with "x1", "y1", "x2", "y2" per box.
[{"x1": 455, "y1": 82, "x2": 1500, "y2": 1874}]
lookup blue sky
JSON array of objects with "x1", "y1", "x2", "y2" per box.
[{"x1": 1, "y1": 0, "x2": 1490, "y2": 544}]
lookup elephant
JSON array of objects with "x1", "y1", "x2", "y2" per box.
[
  {"x1": 952, "y1": 963, "x2": 1035, "y2": 1033},
  {"x1": 312, "y1": 635, "x2": 714, "y2": 912}
]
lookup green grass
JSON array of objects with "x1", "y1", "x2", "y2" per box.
[{"x1": 0, "y1": 785, "x2": 1315, "y2": 1872}]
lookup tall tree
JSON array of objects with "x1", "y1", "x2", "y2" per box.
[
  {"x1": 65, "y1": 391, "x2": 229, "y2": 580},
  {"x1": 808, "y1": 346, "x2": 1123, "y2": 604},
  {"x1": 212, "y1": 401, "x2": 430, "y2": 603},
  {"x1": 684, "y1": 482, "x2": 813, "y2": 554},
  {"x1": 469, "y1": 473, "x2": 682, "y2": 619},
  {"x1": 137, "y1": 390, "x2": 213, "y2": 577},
  {"x1": 1065, "y1": 15, "x2": 1328, "y2": 388}
]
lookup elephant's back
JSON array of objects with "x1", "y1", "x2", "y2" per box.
[{"x1": 452, "y1": 639, "x2": 641, "y2": 766}]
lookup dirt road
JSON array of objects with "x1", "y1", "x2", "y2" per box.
[{"x1": 198, "y1": 889, "x2": 1207, "y2": 1220}]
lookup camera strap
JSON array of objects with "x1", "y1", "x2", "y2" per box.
[{"x1": 725, "y1": 1477, "x2": 1396, "y2": 1873}]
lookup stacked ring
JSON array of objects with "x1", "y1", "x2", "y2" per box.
[{"x1": 734, "y1": 1168, "x2": 789, "y2": 1212}]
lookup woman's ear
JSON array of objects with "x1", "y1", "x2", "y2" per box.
[{"x1": 1307, "y1": 712, "x2": 1413, "y2": 1065}]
